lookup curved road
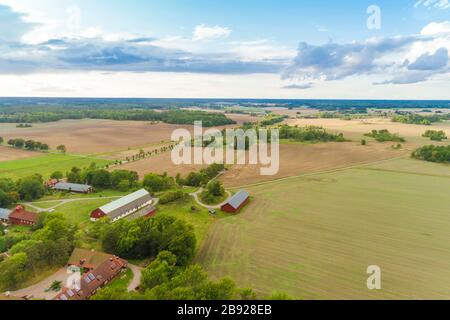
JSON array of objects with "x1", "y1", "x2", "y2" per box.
[{"x1": 189, "y1": 188, "x2": 232, "y2": 209}]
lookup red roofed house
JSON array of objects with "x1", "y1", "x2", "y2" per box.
[
  {"x1": 54, "y1": 251, "x2": 128, "y2": 301},
  {"x1": 9, "y1": 205, "x2": 38, "y2": 226}
]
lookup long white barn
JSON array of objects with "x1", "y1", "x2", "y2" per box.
[{"x1": 90, "y1": 189, "x2": 153, "y2": 222}]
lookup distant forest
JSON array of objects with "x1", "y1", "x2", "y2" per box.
[{"x1": 0, "y1": 108, "x2": 236, "y2": 127}]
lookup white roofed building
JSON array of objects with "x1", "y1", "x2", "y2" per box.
[{"x1": 90, "y1": 189, "x2": 153, "y2": 222}]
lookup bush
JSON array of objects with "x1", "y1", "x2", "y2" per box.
[
  {"x1": 412, "y1": 145, "x2": 450, "y2": 163},
  {"x1": 159, "y1": 190, "x2": 187, "y2": 204},
  {"x1": 364, "y1": 130, "x2": 405, "y2": 143},
  {"x1": 422, "y1": 130, "x2": 447, "y2": 142},
  {"x1": 143, "y1": 174, "x2": 175, "y2": 193}
]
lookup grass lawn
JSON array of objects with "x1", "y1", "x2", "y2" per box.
[
  {"x1": 53, "y1": 199, "x2": 115, "y2": 225},
  {"x1": 197, "y1": 158, "x2": 450, "y2": 300},
  {"x1": 158, "y1": 197, "x2": 228, "y2": 247},
  {"x1": 0, "y1": 153, "x2": 110, "y2": 180},
  {"x1": 104, "y1": 268, "x2": 134, "y2": 290}
]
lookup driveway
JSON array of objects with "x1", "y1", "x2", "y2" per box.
[
  {"x1": 127, "y1": 264, "x2": 143, "y2": 292},
  {"x1": 10, "y1": 268, "x2": 69, "y2": 300}
]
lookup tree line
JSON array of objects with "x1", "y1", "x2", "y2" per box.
[
  {"x1": 392, "y1": 112, "x2": 450, "y2": 126},
  {"x1": 2, "y1": 137, "x2": 49, "y2": 151},
  {"x1": 0, "y1": 108, "x2": 236, "y2": 127}
]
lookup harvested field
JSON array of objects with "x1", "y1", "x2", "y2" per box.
[
  {"x1": 0, "y1": 118, "x2": 249, "y2": 156},
  {"x1": 116, "y1": 147, "x2": 207, "y2": 179},
  {"x1": 197, "y1": 158, "x2": 450, "y2": 300},
  {"x1": 0, "y1": 120, "x2": 194, "y2": 155},
  {"x1": 0, "y1": 145, "x2": 38, "y2": 162},
  {"x1": 288, "y1": 118, "x2": 450, "y2": 143},
  {"x1": 220, "y1": 142, "x2": 405, "y2": 187}
]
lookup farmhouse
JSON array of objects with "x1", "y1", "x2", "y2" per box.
[
  {"x1": 9, "y1": 206, "x2": 38, "y2": 226},
  {"x1": 90, "y1": 189, "x2": 153, "y2": 222},
  {"x1": 55, "y1": 249, "x2": 128, "y2": 301},
  {"x1": 221, "y1": 190, "x2": 250, "y2": 213},
  {"x1": 0, "y1": 208, "x2": 12, "y2": 223},
  {"x1": 54, "y1": 182, "x2": 93, "y2": 193}
]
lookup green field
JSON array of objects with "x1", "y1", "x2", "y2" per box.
[
  {"x1": 196, "y1": 158, "x2": 450, "y2": 300},
  {"x1": 0, "y1": 154, "x2": 110, "y2": 180},
  {"x1": 158, "y1": 197, "x2": 228, "y2": 247}
]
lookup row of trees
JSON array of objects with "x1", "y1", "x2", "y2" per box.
[
  {"x1": 66, "y1": 165, "x2": 139, "y2": 191},
  {"x1": 392, "y1": 112, "x2": 450, "y2": 125},
  {"x1": 0, "y1": 109, "x2": 236, "y2": 127},
  {"x1": 364, "y1": 130, "x2": 406, "y2": 143},
  {"x1": 5, "y1": 138, "x2": 49, "y2": 151},
  {"x1": 412, "y1": 145, "x2": 450, "y2": 163}
]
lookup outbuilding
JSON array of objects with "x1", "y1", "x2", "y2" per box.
[
  {"x1": 221, "y1": 190, "x2": 250, "y2": 213},
  {"x1": 90, "y1": 189, "x2": 153, "y2": 222},
  {"x1": 54, "y1": 182, "x2": 93, "y2": 193}
]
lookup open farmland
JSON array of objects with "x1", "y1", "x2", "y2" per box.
[
  {"x1": 0, "y1": 153, "x2": 110, "y2": 180},
  {"x1": 0, "y1": 145, "x2": 38, "y2": 162},
  {"x1": 220, "y1": 142, "x2": 405, "y2": 187},
  {"x1": 288, "y1": 117, "x2": 450, "y2": 144},
  {"x1": 0, "y1": 120, "x2": 194, "y2": 155},
  {"x1": 197, "y1": 158, "x2": 450, "y2": 299}
]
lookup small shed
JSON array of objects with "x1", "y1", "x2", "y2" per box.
[{"x1": 221, "y1": 190, "x2": 250, "y2": 213}]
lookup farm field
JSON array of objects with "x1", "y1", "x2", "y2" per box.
[
  {"x1": 197, "y1": 158, "x2": 450, "y2": 300},
  {"x1": 0, "y1": 145, "x2": 38, "y2": 162},
  {"x1": 0, "y1": 117, "x2": 248, "y2": 156},
  {"x1": 220, "y1": 142, "x2": 405, "y2": 187},
  {"x1": 117, "y1": 147, "x2": 208, "y2": 179},
  {"x1": 158, "y1": 197, "x2": 228, "y2": 246},
  {"x1": 0, "y1": 153, "x2": 110, "y2": 180},
  {"x1": 287, "y1": 117, "x2": 450, "y2": 143},
  {"x1": 0, "y1": 120, "x2": 193, "y2": 155}
]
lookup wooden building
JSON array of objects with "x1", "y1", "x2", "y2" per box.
[{"x1": 221, "y1": 190, "x2": 250, "y2": 213}]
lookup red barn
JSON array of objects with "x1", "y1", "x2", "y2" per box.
[
  {"x1": 9, "y1": 206, "x2": 38, "y2": 226},
  {"x1": 221, "y1": 190, "x2": 250, "y2": 213}
]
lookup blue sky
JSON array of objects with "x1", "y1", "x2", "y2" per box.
[{"x1": 0, "y1": 0, "x2": 449, "y2": 98}]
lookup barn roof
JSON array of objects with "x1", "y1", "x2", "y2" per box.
[
  {"x1": 227, "y1": 190, "x2": 250, "y2": 209},
  {"x1": 54, "y1": 182, "x2": 92, "y2": 193},
  {"x1": 99, "y1": 189, "x2": 152, "y2": 215},
  {"x1": 0, "y1": 208, "x2": 12, "y2": 220},
  {"x1": 9, "y1": 207, "x2": 38, "y2": 223}
]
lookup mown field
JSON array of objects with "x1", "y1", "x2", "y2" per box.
[
  {"x1": 197, "y1": 158, "x2": 450, "y2": 300},
  {"x1": 0, "y1": 153, "x2": 110, "y2": 180}
]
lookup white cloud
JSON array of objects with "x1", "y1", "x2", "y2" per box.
[{"x1": 193, "y1": 24, "x2": 231, "y2": 41}]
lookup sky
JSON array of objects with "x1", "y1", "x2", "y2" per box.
[{"x1": 0, "y1": 0, "x2": 449, "y2": 99}]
